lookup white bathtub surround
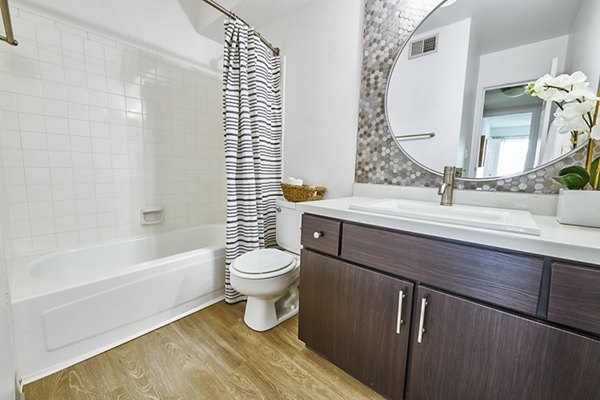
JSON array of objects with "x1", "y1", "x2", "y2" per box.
[
  {"x1": 223, "y1": 20, "x2": 283, "y2": 304},
  {"x1": 0, "y1": 8, "x2": 226, "y2": 260},
  {"x1": 11, "y1": 224, "x2": 225, "y2": 383}
]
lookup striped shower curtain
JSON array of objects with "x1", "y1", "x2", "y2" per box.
[{"x1": 222, "y1": 19, "x2": 283, "y2": 303}]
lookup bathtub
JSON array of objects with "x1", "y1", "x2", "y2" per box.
[{"x1": 10, "y1": 224, "x2": 225, "y2": 384}]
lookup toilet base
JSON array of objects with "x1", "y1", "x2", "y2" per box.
[{"x1": 243, "y1": 283, "x2": 299, "y2": 332}]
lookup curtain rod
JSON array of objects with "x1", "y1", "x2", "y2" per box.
[
  {"x1": 201, "y1": 0, "x2": 280, "y2": 56},
  {"x1": 0, "y1": 0, "x2": 18, "y2": 46}
]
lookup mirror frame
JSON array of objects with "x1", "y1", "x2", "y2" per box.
[{"x1": 383, "y1": 1, "x2": 590, "y2": 182}]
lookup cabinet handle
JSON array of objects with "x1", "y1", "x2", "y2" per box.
[
  {"x1": 313, "y1": 231, "x2": 323, "y2": 239},
  {"x1": 396, "y1": 290, "x2": 405, "y2": 334},
  {"x1": 417, "y1": 298, "x2": 428, "y2": 344}
]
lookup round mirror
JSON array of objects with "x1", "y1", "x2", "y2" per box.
[{"x1": 386, "y1": 0, "x2": 599, "y2": 179}]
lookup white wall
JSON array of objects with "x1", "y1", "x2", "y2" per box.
[
  {"x1": 0, "y1": 8, "x2": 225, "y2": 259},
  {"x1": 0, "y1": 154, "x2": 15, "y2": 400},
  {"x1": 14, "y1": 0, "x2": 223, "y2": 70},
  {"x1": 457, "y1": 24, "x2": 480, "y2": 169},
  {"x1": 476, "y1": 35, "x2": 569, "y2": 92},
  {"x1": 565, "y1": 0, "x2": 600, "y2": 92},
  {"x1": 0, "y1": 249, "x2": 15, "y2": 400},
  {"x1": 387, "y1": 19, "x2": 472, "y2": 172},
  {"x1": 258, "y1": 0, "x2": 364, "y2": 199}
]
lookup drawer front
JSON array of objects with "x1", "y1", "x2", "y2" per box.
[
  {"x1": 341, "y1": 223, "x2": 544, "y2": 316},
  {"x1": 548, "y1": 263, "x2": 600, "y2": 336},
  {"x1": 301, "y1": 214, "x2": 341, "y2": 256}
]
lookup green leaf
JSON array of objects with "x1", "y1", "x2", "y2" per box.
[
  {"x1": 553, "y1": 172, "x2": 589, "y2": 190},
  {"x1": 590, "y1": 157, "x2": 600, "y2": 189},
  {"x1": 558, "y1": 165, "x2": 590, "y2": 181}
]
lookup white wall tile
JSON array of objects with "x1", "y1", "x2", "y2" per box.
[
  {"x1": 36, "y1": 25, "x2": 62, "y2": 47},
  {"x1": 21, "y1": 131, "x2": 47, "y2": 150},
  {"x1": 43, "y1": 98, "x2": 68, "y2": 118},
  {"x1": 38, "y1": 44, "x2": 62, "y2": 65},
  {"x1": 61, "y1": 31, "x2": 84, "y2": 54},
  {"x1": 0, "y1": 9, "x2": 225, "y2": 258}
]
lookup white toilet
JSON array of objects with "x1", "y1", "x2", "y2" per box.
[{"x1": 230, "y1": 198, "x2": 302, "y2": 332}]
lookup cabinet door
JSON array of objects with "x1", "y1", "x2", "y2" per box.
[
  {"x1": 407, "y1": 286, "x2": 600, "y2": 400},
  {"x1": 299, "y1": 249, "x2": 413, "y2": 400}
]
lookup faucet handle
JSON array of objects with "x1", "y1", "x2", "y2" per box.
[{"x1": 438, "y1": 182, "x2": 449, "y2": 195}]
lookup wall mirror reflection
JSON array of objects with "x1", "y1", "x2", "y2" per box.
[{"x1": 386, "y1": 0, "x2": 600, "y2": 179}]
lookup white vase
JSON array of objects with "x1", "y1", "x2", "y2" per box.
[{"x1": 556, "y1": 189, "x2": 600, "y2": 228}]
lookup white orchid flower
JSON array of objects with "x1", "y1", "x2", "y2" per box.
[
  {"x1": 526, "y1": 71, "x2": 595, "y2": 102},
  {"x1": 554, "y1": 100, "x2": 596, "y2": 134},
  {"x1": 563, "y1": 87, "x2": 600, "y2": 102},
  {"x1": 527, "y1": 71, "x2": 599, "y2": 136}
]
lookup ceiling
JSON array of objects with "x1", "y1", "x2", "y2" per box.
[
  {"x1": 12, "y1": 0, "x2": 314, "y2": 68},
  {"x1": 178, "y1": 0, "x2": 315, "y2": 43},
  {"x1": 418, "y1": 0, "x2": 585, "y2": 55}
]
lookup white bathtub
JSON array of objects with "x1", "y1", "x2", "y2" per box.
[{"x1": 10, "y1": 224, "x2": 225, "y2": 384}]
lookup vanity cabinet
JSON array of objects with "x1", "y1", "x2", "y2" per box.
[
  {"x1": 299, "y1": 214, "x2": 600, "y2": 400},
  {"x1": 547, "y1": 262, "x2": 600, "y2": 336},
  {"x1": 408, "y1": 286, "x2": 600, "y2": 400},
  {"x1": 299, "y1": 249, "x2": 413, "y2": 400}
]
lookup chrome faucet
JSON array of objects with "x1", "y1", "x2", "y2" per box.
[{"x1": 438, "y1": 166, "x2": 456, "y2": 206}]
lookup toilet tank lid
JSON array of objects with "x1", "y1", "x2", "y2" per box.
[{"x1": 276, "y1": 197, "x2": 297, "y2": 209}]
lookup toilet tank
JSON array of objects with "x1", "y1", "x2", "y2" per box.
[{"x1": 275, "y1": 198, "x2": 302, "y2": 254}]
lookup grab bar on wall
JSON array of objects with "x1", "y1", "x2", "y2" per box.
[
  {"x1": 394, "y1": 132, "x2": 435, "y2": 141},
  {"x1": 0, "y1": 0, "x2": 18, "y2": 46}
]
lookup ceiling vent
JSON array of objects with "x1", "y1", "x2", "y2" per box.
[{"x1": 408, "y1": 34, "x2": 438, "y2": 59}]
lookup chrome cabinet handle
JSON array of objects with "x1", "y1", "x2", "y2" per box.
[
  {"x1": 313, "y1": 231, "x2": 323, "y2": 239},
  {"x1": 396, "y1": 290, "x2": 405, "y2": 335},
  {"x1": 417, "y1": 298, "x2": 428, "y2": 344}
]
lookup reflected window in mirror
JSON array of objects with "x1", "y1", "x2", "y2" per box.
[{"x1": 477, "y1": 85, "x2": 544, "y2": 178}]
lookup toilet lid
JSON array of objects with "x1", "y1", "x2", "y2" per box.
[{"x1": 232, "y1": 249, "x2": 295, "y2": 275}]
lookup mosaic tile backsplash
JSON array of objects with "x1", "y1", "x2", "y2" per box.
[{"x1": 354, "y1": 0, "x2": 598, "y2": 194}]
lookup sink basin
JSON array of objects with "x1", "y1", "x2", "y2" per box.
[{"x1": 349, "y1": 198, "x2": 541, "y2": 236}]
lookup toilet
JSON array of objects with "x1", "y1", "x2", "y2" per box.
[{"x1": 230, "y1": 198, "x2": 302, "y2": 332}]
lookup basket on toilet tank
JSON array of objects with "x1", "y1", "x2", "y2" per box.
[{"x1": 280, "y1": 183, "x2": 326, "y2": 202}]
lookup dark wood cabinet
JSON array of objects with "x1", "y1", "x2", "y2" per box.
[
  {"x1": 407, "y1": 286, "x2": 600, "y2": 400},
  {"x1": 300, "y1": 214, "x2": 342, "y2": 256},
  {"x1": 341, "y1": 222, "x2": 543, "y2": 316},
  {"x1": 548, "y1": 262, "x2": 600, "y2": 336},
  {"x1": 299, "y1": 249, "x2": 413, "y2": 399},
  {"x1": 299, "y1": 214, "x2": 600, "y2": 400}
]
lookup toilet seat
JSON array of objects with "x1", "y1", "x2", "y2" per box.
[{"x1": 231, "y1": 249, "x2": 299, "y2": 280}]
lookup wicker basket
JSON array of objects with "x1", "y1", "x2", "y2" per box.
[{"x1": 281, "y1": 183, "x2": 326, "y2": 202}]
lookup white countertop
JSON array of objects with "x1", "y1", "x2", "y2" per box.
[{"x1": 296, "y1": 196, "x2": 600, "y2": 265}]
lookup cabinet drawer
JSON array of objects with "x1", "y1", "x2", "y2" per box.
[
  {"x1": 548, "y1": 263, "x2": 600, "y2": 336},
  {"x1": 341, "y1": 223, "x2": 544, "y2": 316},
  {"x1": 301, "y1": 214, "x2": 341, "y2": 256}
]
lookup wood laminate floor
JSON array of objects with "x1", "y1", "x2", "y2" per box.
[{"x1": 24, "y1": 301, "x2": 383, "y2": 400}]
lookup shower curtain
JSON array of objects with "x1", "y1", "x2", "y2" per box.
[{"x1": 222, "y1": 19, "x2": 283, "y2": 304}]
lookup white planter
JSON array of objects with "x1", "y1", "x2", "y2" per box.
[{"x1": 556, "y1": 189, "x2": 600, "y2": 228}]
